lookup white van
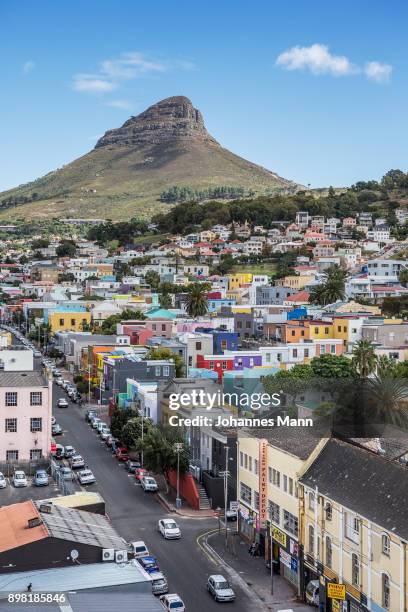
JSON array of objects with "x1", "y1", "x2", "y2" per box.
[{"x1": 305, "y1": 579, "x2": 319, "y2": 606}]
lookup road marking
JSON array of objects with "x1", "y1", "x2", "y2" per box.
[{"x1": 196, "y1": 528, "x2": 221, "y2": 565}]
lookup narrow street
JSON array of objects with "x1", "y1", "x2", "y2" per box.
[{"x1": 52, "y1": 383, "x2": 254, "y2": 612}]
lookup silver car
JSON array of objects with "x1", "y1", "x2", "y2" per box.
[
  {"x1": 207, "y1": 575, "x2": 236, "y2": 602},
  {"x1": 151, "y1": 572, "x2": 169, "y2": 596}
]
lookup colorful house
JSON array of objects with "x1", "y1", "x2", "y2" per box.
[{"x1": 46, "y1": 305, "x2": 91, "y2": 333}]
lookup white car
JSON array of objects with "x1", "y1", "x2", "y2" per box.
[
  {"x1": 57, "y1": 398, "x2": 69, "y2": 408},
  {"x1": 100, "y1": 428, "x2": 111, "y2": 441},
  {"x1": 70, "y1": 455, "x2": 85, "y2": 469},
  {"x1": 207, "y1": 574, "x2": 236, "y2": 602},
  {"x1": 55, "y1": 377, "x2": 63, "y2": 386},
  {"x1": 158, "y1": 519, "x2": 181, "y2": 539},
  {"x1": 78, "y1": 469, "x2": 96, "y2": 485},
  {"x1": 141, "y1": 476, "x2": 159, "y2": 492},
  {"x1": 159, "y1": 594, "x2": 185, "y2": 611},
  {"x1": 13, "y1": 471, "x2": 28, "y2": 487},
  {"x1": 0, "y1": 472, "x2": 7, "y2": 488},
  {"x1": 132, "y1": 540, "x2": 149, "y2": 559}
]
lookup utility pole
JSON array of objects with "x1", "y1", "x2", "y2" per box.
[
  {"x1": 174, "y1": 442, "x2": 183, "y2": 509},
  {"x1": 220, "y1": 444, "x2": 230, "y2": 548}
]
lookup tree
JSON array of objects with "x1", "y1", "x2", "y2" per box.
[
  {"x1": 399, "y1": 267, "x2": 408, "y2": 288},
  {"x1": 101, "y1": 309, "x2": 146, "y2": 334},
  {"x1": 310, "y1": 265, "x2": 347, "y2": 305},
  {"x1": 310, "y1": 354, "x2": 355, "y2": 379},
  {"x1": 31, "y1": 238, "x2": 49, "y2": 249},
  {"x1": 145, "y1": 270, "x2": 160, "y2": 290},
  {"x1": 351, "y1": 339, "x2": 377, "y2": 377},
  {"x1": 136, "y1": 425, "x2": 190, "y2": 476},
  {"x1": 263, "y1": 365, "x2": 313, "y2": 408},
  {"x1": 121, "y1": 416, "x2": 152, "y2": 450},
  {"x1": 185, "y1": 283, "x2": 208, "y2": 318},
  {"x1": 110, "y1": 408, "x2": 136, "y2": 441},
  {"x1": 145, "y1": 347, "x2": 184, "y2": 377},
  {"x1": 159, "y1": 293, "x2": 172, "y2": 309},
  {"x1": 56, "y1": 240, "x2": 77, "y2": 258}
]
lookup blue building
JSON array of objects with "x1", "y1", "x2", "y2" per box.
[{"x1": 195, "y1": 327, "x2": 239, "y2": 354}]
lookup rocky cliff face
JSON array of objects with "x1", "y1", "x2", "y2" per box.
[{"x1": 95, "y1": 95, "x2": 219, "y2": 149}]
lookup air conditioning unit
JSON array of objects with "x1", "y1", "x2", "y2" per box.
[
  {"x1": 115, "y1": 550, "x2": 128, "y2": 563},
  {"x1": 102, "y1": 548, "x2": 115, "y2": 562}
]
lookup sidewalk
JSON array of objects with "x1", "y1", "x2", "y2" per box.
[
  {"x1": 207, "y1": 531, "x2": 310, "y2": 611},
  {"x1": 157, "y1": 487, "x2": 215, "y2": 518}
]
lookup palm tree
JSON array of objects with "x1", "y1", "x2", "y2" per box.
[
  {"x1": 309, "y1": 265, "x2": 347, "y2": 306},
  {"x1": 159, "y1": 292, "x2": 172, "y2": 309},
  {"x1": 185, "y1": 283, "x2": 208, "y2": 318},
  {"x1": 352, "y1": 339, "x2": 378, "y2": 377}
]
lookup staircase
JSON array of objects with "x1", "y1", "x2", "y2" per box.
[{"x1": 196, "y1": 483, "x2": 211, "y2": 510}]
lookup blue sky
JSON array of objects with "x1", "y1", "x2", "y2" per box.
[{"x1": 1, "y1": 0, "x2": 406, "y2": 191}]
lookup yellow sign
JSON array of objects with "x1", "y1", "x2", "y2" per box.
[
  {"x1": 272, "y1": 527, "x2": 287, "y2": 547},
  {"x1": 259, "y1": 440, "x2": 268, "y2": 527},
  {"x1": 327, "y1": 583, "x2": 346, "y2": 600},
  {"x1": 332, "y1": 600, "x2": 340, "y2": 611}
]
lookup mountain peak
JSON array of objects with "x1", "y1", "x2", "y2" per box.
[{"x1": 95, "y1": 95, "x2": 218, "y2": 149}]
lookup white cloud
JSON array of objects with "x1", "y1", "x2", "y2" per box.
[
  {"x1": 364, "y1": 61, "x2": 392, "y2": 83},
  {"x1": 72, "y1": 74, "x2": 116, "y2": 93},
  {"x1": 276, "y1": 43, "x2": 357, "y2": 76},
  {"x1": 105, "y1": 99, "x2": 133, "y2": 110},
  {"x1": 22, "y1": 61, "x2": 35, "y2": 74},
  {"x1": 276, "y1": 43, "x2": 393, "y2": 84},
  {"x1": 100, "y1": 52, "x2": 165, "y2": 80}
]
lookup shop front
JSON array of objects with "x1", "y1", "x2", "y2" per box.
[{"x1": 269, "y1": 524, "x2": 299, "y2": 589}]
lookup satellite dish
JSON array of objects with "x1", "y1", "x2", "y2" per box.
[{"x1": 70, "y1": 549, "x2": 79, "y2": 561}]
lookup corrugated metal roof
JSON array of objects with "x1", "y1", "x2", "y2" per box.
[
  {"x1": 35, "y1": 503, "x2": 126, "y2": 550},
  {"x1": 0, "y1": 371, "x2": 47, "y2": 387},
  {"x1": 0, "y1": 561, "x2": 152, "y2": 594}
]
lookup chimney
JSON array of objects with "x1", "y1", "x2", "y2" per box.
[{"x1": 27, "y1": 517, "x2": 42, "y2": 529}]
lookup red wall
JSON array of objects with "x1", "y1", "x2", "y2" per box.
[{"x1": 167, "y1": 469, "x2": 200, "y2": 510}]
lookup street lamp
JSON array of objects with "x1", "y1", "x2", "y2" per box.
[
  {"x1": 174, "y1": 442, "x2": 183, "y2": 509},
  {"x1": 219, "y1": 445, "x2": 230, "y2": 548}
]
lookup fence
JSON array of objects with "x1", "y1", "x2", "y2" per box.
[
  {"x1": 50, "y1": 460, "x2": 76, "y2": 496},
  {"x1": 0, "y1": 459, "x2": 49, "y2": 477}
]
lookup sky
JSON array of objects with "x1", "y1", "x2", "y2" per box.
[{"x1": 0, "y1": 0, "x2": 407, "y2": 191}]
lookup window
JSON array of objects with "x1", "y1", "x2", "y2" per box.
[
  {"x1": 163, "y1": 366, "x2": 170, "y2": 376},
  {"x1": 331, "y1": 345, "x2": 336, "y2": 354},
  {"x1": 240, "y1": 482, "x2": 251, "y2": 505},
  {"x1": 254, "y1": 458, "x2": 258, "y2": 474},
  {"x1": 30, "y1": 392, "x2": 42, "y2": 406},
  {"x1": 196, "y1": 342, "x2": 202, "y2": 350},
  {"x1": 155, "y1": 366, "x2": 161, "y2": 376},
  {"x1": 309, "y1": 492, "x2": 315, "y2": 509},
  {"x1": 325, "y1": 503, "x2": 332, "y2": 521},
  {"x1": 337, "y1": 326, "x2": 342, "y2": 332},
  {"x1": 308, "y1": 525, "x2": 314, "y2": 555},
  {"x1": 248, "y1": 456, "x2": 252, "y2": 472},
  {"x1": 291, "y1": 330, "x2": 295, "y2": 336},
  {"x1": 244, "y1": 454, "x2": 248, "y2": 469},
  {"x1": 254, "y1": 491, "x2": 259, "y2": 510},
  {"x1": 5, "y1": 418, "x2": 17, "y2": 433},
  {"x1": 326, "y1": 536, "x2": 332, "y2": 568},
  {"x1": 240, "y1": 451, "x2": 244, "y2": 467},
  {"x1": 345, "y1": 513, "x2": 360, "y2": 543},
  {"x1": 283, "y1": 475, "x2": 288, "y2": 492},
  {"x1": 71, "y1": 318, "x2": 76, "y2": 326},
  {"x1": 209, "y1": 361, "x2": 214, "y2": 370},
  {"x1": 382, "y1": 534, "x2": 390, "y2": 556},
  {"x1": 320, "y1": 345, "x2": 326, "y2": 355},
  {"x1": 272, "y1": 469, "x2": 280, "y2": 487},
  {"x1": 5, "y1": 392, "x2": 17, "y2": 406},
  {"x1": 289, "y1": 478, "x2": 294, "y2": 496},
  {"x1": 162, "y1": 324, "x2": 166, "y2": 331},
  {"x1": 325, "y1": 327, "x2": 329, "y2": 334},
  {"x1": 268, "y1": 500, "x2": 280, "y2": 524},
  {"x1": 352, "y1": 553, "x2": 360, "y2": 587},
  {"x1": 59, "y1": 318, "x2": 64, "y2": 326},
  {"x1": 222, "y1": 361, "x2": 227, "y2": 370},
  {"x1": 382, "y1": 574, "x2": 390, "y2": 609},
  {"x1": 304, "y1": 349, "x2": 309, "y2": 358},
  {"x1": 30, "y1": 449, "x2": 42, "y2": 460},
  {"x1": 245, "y1": 321, "x2": 251, "y2": 329},
  {"x1": 30, "y1": 418, "x2": 42, "y2": 432},
  {"x1": 283, "y1": 510, "x2": 298, "y2": 537},
  {"x1": 293, "y1": 349, "x2": 298, "y2": 358},
  {"x1": 152, "y1": 323, "x2": 157, "y2": 331},
  {"x1": 314, "y1": 327, "x2": 319, "y2": 334},
  {"x1": 188, "y1": 356, "x2": 193, "y2": 367},
  {"x1": 6, "y1": 450, "x2": 18, "y2": 461},
  {"x1": 268, "y1": 466, "x2": 272, "y2": 483},
  {"x1": 277, "y1": 353, "x2": 282, "y2": 362}
]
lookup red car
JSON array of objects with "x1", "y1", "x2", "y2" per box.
[
  {"x1": 135, "y1": 467, "x2": 147, "y2": 482},
  {"x1": 115, "y1": 447, "x2": 129, "y2": 462}
]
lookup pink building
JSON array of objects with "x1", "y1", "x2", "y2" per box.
[
  {"x1": 314, "y1": 339, "x2": 345, "y2": 356},
  {"x1": 0, "y1": 371, "x2": 53, "y2": 463}
]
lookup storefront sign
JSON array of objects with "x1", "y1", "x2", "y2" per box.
[
  {"x1": 272, "y1": 526, "x2": 287, "y2": 547},
  {"x1": 290, "y1": 539, "x2": 299, "y2": 556},
  {"x1": 239, "y1": 503, "x2": 250, "y2": 520},
  {"x1": 280, "y1": 549, "x2": 291, "y2": 569},
  {"x1": 327, "y1": 583, "x2": 346, "y2": 600},
  {"x1": 290, "y1": 557, "x2": 298, "y2": 572},
  {"x1": 230, "y1": 501, "x2": 239, "y2": 511},
  {"x1": 259, "y1": 439, "x2": 268, "y2": 528},
  {"x1": 332, "y1": 600, "x2": 340, "y2": 612}
]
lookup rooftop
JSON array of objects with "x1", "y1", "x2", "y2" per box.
[
  {"x1": 240, "y1": 426, "x2": 324, "y2": 460},
  {"x1": 0, "y1": 501, "x2": 48, "y2": 553},
  {"x1": 0, "y1": 371, "x2": 47, "y2": 387}
]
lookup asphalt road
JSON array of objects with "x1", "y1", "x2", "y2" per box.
[{"x1": 52, "y1": 383, "x2": 253, "y2": 612}]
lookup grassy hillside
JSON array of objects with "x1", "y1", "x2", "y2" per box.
[{"x1": 0, "y1": 139, "x2": 295, "y2": 222}]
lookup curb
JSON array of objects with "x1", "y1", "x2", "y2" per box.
[{"x1": 157, "y1": 493, "x2": 216, "y2": 518}]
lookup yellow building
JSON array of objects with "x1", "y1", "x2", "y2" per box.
[
  {"x1": 307, "y1": 320, "x2": 334, "y2": 340},
  {"x1": 0, "y1": 330, "x2": 12, "y2": 347},
  {"x1": 227, "y1": 273, "x2": 253, "y2": 291},
  {"x1": 237, "y1": 430, "x2": 326, "y2": 591},
  {"x1": 299, "y1": 438, "x2": 408, "y2": 612},
  {"x1": 276, "y1": 275, "x2": 315, "y2": 290},
  {"x1": 48, "y1": 309, "x2": 91, "y2": 333}
]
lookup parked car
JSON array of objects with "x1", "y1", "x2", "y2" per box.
[
  {"x1": 151, "y1": 572, "x2": 169, "y2": 596},
  {"x1": 0, "y1": 472, "x2": 7, "y2": 488},
  {"x1": 51, "y1": 416, "x2": 56, "y2": 425},
  {"x1": 125, "y1": 459, "x2": 141, "y2": 473},
  {"x1": 158, "y1": 519, "x2": 181, "y2": 539},
  {"x1": 135, "y1": 467, "x2": 147, "y2": 482},
  {"x1": 100, "y1": 429, "x2": 111, "y2": 441},
  {"x1": 131, "y1": 540, "x2": 149, "y2": 559},
  {"x1": 91, "y1": 418, "x2": 101, "y2": 429},
  {"x1": 305, "y1": 580, "x2": 319, "y2": 606},
  {"x1": 64, "y1": 445, "x2": 76, "y2": 458},
  {"x1": 206, "y1": 575, "x2": 236, "y2": 603},
  {"x1": 59, "y1": 466, "x2": 73, "y2": 480},
  {"x1": 52, "y1": 423, "x2": 62, "y2": 436},
  {"x1": 54, "y1": 444, "x2": 65, "y2": 459},
  {"x1": 105, "y1": 435, "x2": 117, "y2": 448},
  {"x1": 13, "y1": 471, "x2": 28, "y2": 487},
  {"x1": 141, "y1": 476, "x2": 158, "y2": 492},
  {"x1": 33, "y1": 351, "x2": 42, "y2": 358},
  {"x1": 77, "y1": 469, "x2": 96, "y2": 485},
  {"x1": 85, "y1": 410, "x2": 98, "y2": 422},
  {"x1": 96, "y1": 421, "x2": 107, "y2": 433},
  {"x1": 57, "y1": 398, "x2": 69, "y2": 408},
  {"x1": 55, "y1": 377, "x2": 64, "y2": 386},
  {"x1": 115, "y1": 447, "x2": 129, "y2": 462},
  {"x1": 53, "y1": 369, "x2": 61, "y2": 378},
  {"x1": 33, "y1": 470, "x2": 49, "y2": 487},
  {"x1": 138, "y1": 556, "x2": 160, "y2": 574},
  {"x1": 159, "y1": 594, "x2": 185, "y2": 611},
  {"x1": 61, "y1": 380, "x2": 71, "y2": 390},
  {"x1": 226, "y1": 509, "x2": 238, "y2": 522},
  {"x1": 70, "y1": 455, "x2": 85, "y2": 469}
]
